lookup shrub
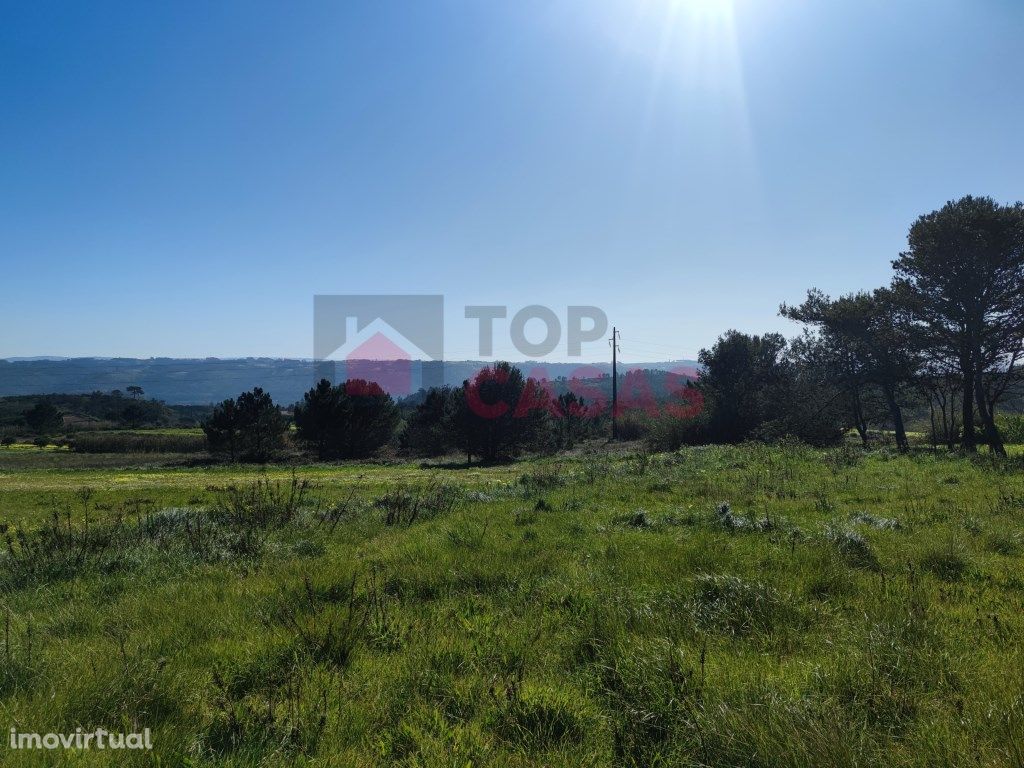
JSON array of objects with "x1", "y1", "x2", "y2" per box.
[
  {"x1": 23, "y1": 400, "x2": 63, "y2": 434},
  {"x1": 645, "y1": 411, "x2": 708, "y2": 451},
  {"x1": 996, "y1": 413, "x2": 1024, "y2": 444},
  {"x1": 517, "y1": 466, "x2": 566, "y2": 494},
  {"x1": 374, "y1": 482, "x2": 459, "y2": 526},
  {"x1": 615, "y1": 411, "x2": 651, "y2": 441}
]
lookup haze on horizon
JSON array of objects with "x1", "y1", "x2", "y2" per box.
[{"x1": 2, "y1": 0, "x2": 1022, "y2": 364}]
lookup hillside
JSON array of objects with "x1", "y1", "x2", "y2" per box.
[
  {"x1": 0, "y1": 392, "x2": 211, "y2": 432},
  {"x1": 0, "y1": 358, "x2": 699, "y2": 405}
]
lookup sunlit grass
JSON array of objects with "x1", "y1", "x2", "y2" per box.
[{"x1": 1, "y1": 443, "x2": 1023, "y2": 765}]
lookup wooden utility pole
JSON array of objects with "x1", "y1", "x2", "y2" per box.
[{"x1": 609, "y1": 327, "x2": 620, "y2": 440}]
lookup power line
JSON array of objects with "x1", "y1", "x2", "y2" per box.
[{"x1": 609, "y1": 327, "x2": 620, "y2": 441}]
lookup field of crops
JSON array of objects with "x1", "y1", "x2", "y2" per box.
[{"x1": 1, "y1": 443, "x2": 1024, "y2": 766}]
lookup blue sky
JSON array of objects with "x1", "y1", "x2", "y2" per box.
[{"x1": 2, "y1": 0, "x2": 1022, "y2": 363}]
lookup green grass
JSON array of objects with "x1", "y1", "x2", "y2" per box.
[{"x1": 1, "y1": 443, "x2": 1024, "y2": 765}]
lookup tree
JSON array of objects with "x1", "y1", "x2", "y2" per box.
[
  {"x1": 294, "y1": 379, "x2": 399, "y2": 459},
  {"x1": 918, "y1": 366, "x2": 963, "y2": 450},
  {"x1": 451, "y1": 362, "x2": 550, "y2": 462},
  {"x1": 554, "y1": 391, "x2": 588, "y2": 448},
  {"x1": 203, "y1": 387, "x2": 285, "y2": 462},
  {"x1": 697, "y1": 331, "x2": 791, "y2": 443},
  {"x1": 24, "y1": 400, "x2": 63, "y2": 434},
  {"x1": 782, "y1": 288, "x2": 920, "y2": 452},
  {"x1": 121, "y1": 402, "x2": 148, "y2": 429},
  {"x1": 786, "y1": 330, "x2": 883, "y2": 447},
  {"x1": 203, "y1": 398, "x2": 241, "y2": 460},
  {"x1": 127, "y1": 385, "x2": 145, "y2": 400},
  {"x1": 234, "y1": 388, "x2": 286, "y2": 462},
  {"x1": 698, "y1": 330, "x2": 845, "y2": 446},
  {"x1": 403, "y1": 386, "x2": 457, "y2": 457},
  {"x1": 893, "y1": 196, "x2": 1024, "y2": 456},
  {"x1": 292, "y1": 379, "x2": 342, "y2": 459}
]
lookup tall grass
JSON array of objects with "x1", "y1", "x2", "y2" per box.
[
  {"x1": 70, "y1": 431, "x2": 207, "y2": 454},
  {"x1": 0, "y1": 443, "x2": 1023, "y2": 766}
]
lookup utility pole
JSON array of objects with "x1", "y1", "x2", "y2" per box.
[{"x1": 609, "y1": 327, "x2": 620, "y2": 440}]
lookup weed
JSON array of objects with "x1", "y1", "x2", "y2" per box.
[
  {"x1": 376, "y1": 481, "x2": 459, "y2": 526},
  {"x1": 273, "y1": 573, "x2": 367, "y2": 669},
  {"x1": 919, "y1": 542, "x2": 970, "y2": 582},
  {"x1": 712, "y1": 501, "x2": 774, "y2": 533},
  {"x1": 691, "y1": 574, "x2": 799, "y2": 637},
  {"x1": 825, "y1": 526, "x2": 880, "y2": 570},
  {"x1": 850, "y1": 511, "x2": 903, "y2": 531},
  {"x1": 209, "y1": 472, "x2": 316, "y2": 529},
  {"x1": 985, "y1": 531, "x2": 1022, "y2": 556},
  {"x1": 491, "y1": 684, "x2": 590, "y2": 748},
  {"x1": 618, "y1": 509, "x2": 654, "y2": 529},
  {"x1": 518, "y1": 466, "x2": 567, "y2": 494}
]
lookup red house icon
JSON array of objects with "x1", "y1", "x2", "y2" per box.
[{"x1": 327, "y1": 317, "x2": 432, "y2": 395}]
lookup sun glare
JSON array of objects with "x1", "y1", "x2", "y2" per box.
[
  {"x1": 593, "y1": 0, "x2": 757, "y2": 192},
  {"x1": 672, "y1": 0, "x2": 734, "y2": 19}
]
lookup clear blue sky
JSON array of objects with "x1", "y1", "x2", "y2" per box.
[{"x1": 2, "y1": 0, "x2": 1022, "y2": 363}]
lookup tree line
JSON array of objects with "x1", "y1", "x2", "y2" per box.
[
  {"x1": 780, "y1": 195, "x2": 1023, "y2": 455},
  {"x1": 201, "y1": 196, "x2": 1022, "y2": 462},
  {"x1": 201, "y1": 364, "x2": 604, "y2": 463}
]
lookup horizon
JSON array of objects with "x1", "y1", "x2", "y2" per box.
[
  {"x1": 2, "y1": 355, "x2": 699, "y2": 364},
  {"x1": 3, "y1": 1, "x2": 1023, "y2": 363}
]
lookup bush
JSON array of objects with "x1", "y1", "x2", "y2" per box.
[
  {"x1": 996, "y1": 413, "x2": 1024, "y2": 444},
  {"x1": 697, "y1": 330, "x2": 846, "y2": 447},
  {"x1": 23, "y1": 400, "x2": 63, "y2": 434},
  {"x1": 615, "y1": 411, "x2": 651, "y2": 441},
  {"x1": 646, "y1": 412, "x2": 708, "y2": 451}
]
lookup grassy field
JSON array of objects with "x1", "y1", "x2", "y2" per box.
[{"x1": 1, "y1": 443, "x2": 1024, "y2": 766}]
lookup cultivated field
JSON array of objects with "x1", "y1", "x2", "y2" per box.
[{"x1": 1, "y1": 443, "x2": 1023, "y2": 766}]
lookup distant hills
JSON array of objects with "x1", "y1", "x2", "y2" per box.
[{"x1": 0, "y1": 358, "x2": 699, "y2": 406}]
